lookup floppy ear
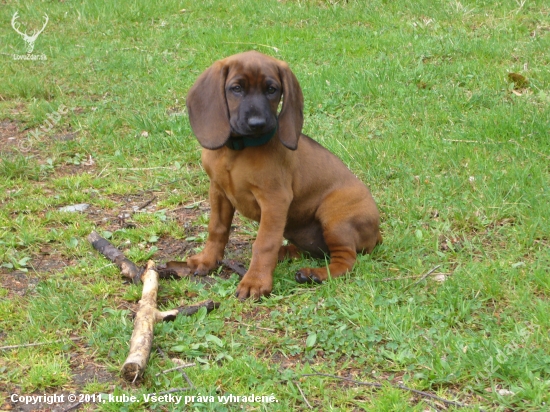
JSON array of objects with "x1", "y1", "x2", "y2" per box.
[
  {"x1": 186, "y1": 62, "x2": 230, "y2": 149},
  {"x1": 277, "y1": 62, "x2": 304, "y2": 150}
]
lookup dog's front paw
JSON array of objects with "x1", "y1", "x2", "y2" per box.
[
  {"x1": 295, "y1": 267, "x2": 327, "y2": 284},
  {"x1": 187, "y1": 253, "x2": 219, "y2": 276},
  {"x1": 235, "y1": 273, "x2": 272, "y2": 301}
]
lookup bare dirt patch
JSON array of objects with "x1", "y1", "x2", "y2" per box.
[
  {"x1": 71, "y1": 364, "x2": 116, "y2": 388},
  {"x1": 0, "y1": 120, "x2": 23, "y2": 153},
  {"x1": 33, "y1": 247, "x2": 73, "y2": 273},
  {"x1": 271, "y1": 352, "x2": 304, "y2": 369},
  {"x1": 86, "y1": 191, "x2": 253, "y2": 269},
  {"x1": 0, "y1": 270, "x2": 40, "y2": 298},
  {"x1": 68, "y1": 345, "x2": 118, "y2": 390}
]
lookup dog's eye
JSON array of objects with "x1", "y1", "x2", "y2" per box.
[
  {"x1": 267, "y1": 86, "x2": 277, "y2": 94},
  {"x1": 231, "y1": 85, "x2": 243, "y2": 93}
]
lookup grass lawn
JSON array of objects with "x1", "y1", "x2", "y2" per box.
[{"x1": 1, "y1": 0, "x2": 549, "y2": 410}]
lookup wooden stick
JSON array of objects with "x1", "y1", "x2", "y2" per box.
[
  {"x1": 87, "y1": 231, "x2": 142, "y2": 284},
  {"x1": 156, "y1": 300, "x2": 220, "y2": 322},
  {"x1": 88, "y1": 231, "x2": 220, "y2": 382},
  {"x1": 120, "y1": 261, "x2": 220, "y2": 382},
  {"x1": 121, "y1": 260, "x2": 158, "y2": 382},
  {"x1": 233, "y1": 320, "x2": 276, "y2": 332},
  {"x1": 221, "y1": 259, "x2": 247, "y2": 278}
]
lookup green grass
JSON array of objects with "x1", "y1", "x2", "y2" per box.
[{"x1": 1, "y1": 0, "x2": 549, "y2": 410}]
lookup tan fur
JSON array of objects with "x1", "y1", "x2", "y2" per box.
[{"x1": 186, "y1": 51, "x2": 382, "y2": 300}]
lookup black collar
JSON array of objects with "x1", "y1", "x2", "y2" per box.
[{"x1": 225, "y1": 123, "x2": 277, "y2": 151}]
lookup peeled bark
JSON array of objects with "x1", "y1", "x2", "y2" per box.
[
  {"x1": 120, "y1": 262, "x2": 220, "y2": 382},
  {"x1": 121, "y1": 261, "x2": 158, "y2": 382}
]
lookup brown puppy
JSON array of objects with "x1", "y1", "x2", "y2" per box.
[{"x1": 186, "y1": 51, "x2": 382, "y2": 300}]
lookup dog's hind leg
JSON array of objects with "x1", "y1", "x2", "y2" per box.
[
  {"x1": 294, "y1": 223, "x2": 358, "y2": 284},
  {"x1": 294, "y1": 191, "x2": 380, "y2": 284}
]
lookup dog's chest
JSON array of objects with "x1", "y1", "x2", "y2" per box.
[{"x1": 206, "y1": 155, "x2": 262, "y2": 222}]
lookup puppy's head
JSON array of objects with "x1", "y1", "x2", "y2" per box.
[{"x1": 186, "y1": 51, "x2": 304, "y2": 150}]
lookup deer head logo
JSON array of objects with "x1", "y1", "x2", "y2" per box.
[{"x1": 11, "y1": 12, "x2": 49, "y2": 54}]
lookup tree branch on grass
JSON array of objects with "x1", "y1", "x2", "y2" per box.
[
  {"x1": 87, "y1": 231, "x2": 220, "y2": 382},
  {"x1": 121, "y1": 261, "x2": 219, "y2": 382},
  {"x1": 121, "y1": 260, "x2": 160, "y2": 382},
  {"x1": 87, "y1": 231, "x2": 142, "y2": 284}
]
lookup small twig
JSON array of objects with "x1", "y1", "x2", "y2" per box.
[
  {"x1": 155, "y1": 363, "x2": 196, "y2": 376},
  {"x1": 95, "y1": 165, "x2": 109, "y2": 179},
  {"x1": 156, "y1": 346, "x2": 169, "y2": 360},
  {"x1": 93, "y1": 263, "x2": 116, "y2": 273},
  {"x1": 290, "y1": 286, "x2": 321, "y2": 295},
  {"x1": 374, "y1": 274, "x2": 426, "y2": 282},
  {"x1": 335, "y1": 138, "x2": 359, "y2": 168},
  {"x1": 234, "y1": 320, "x2": 276, "y2": 333},
  {"x1": 443, "y1": 139, "x2": 495, "y2": 144},
  {"x1": 0, "y1": 337, "x2": 81, "y2": 351},
  {"x1": 116, "y1": 166, "x2": 178, "y2": 171},
  {"x1": 116, "y1": 46, "x2": 150, "y2": 53},
  {"x1": 293, "y1": 381, "x2": 313, "y2": 409},
  {"x1": 181, "y1": 370, "x2": 195, "y2": 389},
  {"x1": 163, "y1": 300, "x2": 220, "y2": 320},
  {"x1": 403, "y1": 265, "x2": 442, "y2": 290},
  {"x1": 155, "y1": 346, "x2": 195, "y2": 388},
  {"x1": 221, "y1": 41, "x2": 280, "y2": 52},
  {"x1": 301, "y1": 372, "x2": 478, "y2": 410},
  {"x1": 137, "y1": 196, "x2": 157, "y2": 211},
  {"x1": 375, "y1": 272, "x2": 450, "y2": 282},
  {"x1": 302, "y1": 372, "x2": 382, "y2": 389},
  {"x1": 170, "y1": 200, "x2": 207, "y2": 213}
]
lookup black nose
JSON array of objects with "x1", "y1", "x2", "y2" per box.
[{"x1": 247, "y1": 117, "x2": 266, "y2": 130}]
